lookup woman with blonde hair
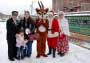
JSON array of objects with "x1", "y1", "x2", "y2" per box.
[{"x1": 57, "y1": 11, "x2": 70, "y2": 57}]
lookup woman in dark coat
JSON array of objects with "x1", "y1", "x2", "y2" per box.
[
  {"x1": 6, "y1": 11, "x2": 18, "y2": 61},
  {"x1": 19, "y1": 11, "x2": 35, "y2": 58}
]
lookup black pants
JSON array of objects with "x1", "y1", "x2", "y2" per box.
[{"x1": 7, "y1": 40, "x2": 17, "y2": 59}]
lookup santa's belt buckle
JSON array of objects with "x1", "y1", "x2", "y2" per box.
[
  {"x1": 48, "y1": 29, "x2": 52, "y2": 31},
  {"x1": 38, "y1": 25, "x2": 46, "y2": 32}
]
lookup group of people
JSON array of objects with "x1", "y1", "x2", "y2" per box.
[
  {"x1": 47, "y1": 11, "x2": 70, "y2": 58},
  {"x1": 6, "y1": 10, "x2": 70, "y2": 61},
  {"x1": 6, "y1": 11, "x2": 35, "y2": 61}
]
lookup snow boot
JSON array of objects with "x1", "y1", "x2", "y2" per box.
[
  {"x1": 60, "y1": 52, "x2": 65, "y2": 57},
  {"x1": 53, "y1": 49, "x2": 56, "y2": 58},
  {"x1": 47, "y1": 47, "x2": 52, "y2": 55}
]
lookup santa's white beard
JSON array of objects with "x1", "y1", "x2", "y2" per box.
[{"x1": 48, "y1": 18, "x2": 53, "y2": 22}]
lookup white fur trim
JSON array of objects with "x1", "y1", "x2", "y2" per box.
[
  {"x1": 48, "y1": 32, "x2": 59, "y2": 38},
  {"x1": 48, "y1": 18, "x2": 53, "y2": 29},
  {"x1": 58, "y1": 18, "x2": 70, "y2": 36},
  {"x1": 38, "y1": 25, "x2": 46, "y2": 32}
]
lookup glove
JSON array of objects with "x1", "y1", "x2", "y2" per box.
[{"x1": 25, "y1": 28, "x2": 31, "y2": 35}]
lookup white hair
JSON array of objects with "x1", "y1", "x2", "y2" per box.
[
  {"x1": 58, "y1": 11, "x2": 65, "y2": 17},
  {"x1": 47, "y1": 12, "x2": 53, "y2": 16}
]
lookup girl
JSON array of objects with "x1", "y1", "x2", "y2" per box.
[{"x1": 16, "y1": 29, "x2": 28, "y2": 60}]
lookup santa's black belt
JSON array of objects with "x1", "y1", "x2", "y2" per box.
[{"x1": 48, "y1": 29, "x2": 53, "y2": 31}]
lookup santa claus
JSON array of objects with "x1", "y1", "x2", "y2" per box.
[{"x1": 47, "y1": 12, "x2": 60, "y2": 58}]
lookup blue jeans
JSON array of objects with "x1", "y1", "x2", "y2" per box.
[
  {"x1": 17, "y1": 46, "x2": 24, "y2": 59},
  {"x1": 17, "y1": 46, "x2": 28, "y2": 59},
  {"x1": 26, "y1": 41, "x2": 33, "y2": 57}
]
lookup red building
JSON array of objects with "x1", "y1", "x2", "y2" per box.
[{"x1": 52, "y1": 0, "x2": 90, "y2": 12}]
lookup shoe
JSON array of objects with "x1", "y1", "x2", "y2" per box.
[
  {"x1": 47, "y1": 47, "x2": 52, "y2": 55},
  {"x1": 42, "y1": 54, "x2": 48, "y2": 57},
  {"x1": 60, "y1": 53, "x2": 65, "y2": 57},
  {"x1": 53, "y1": 49, "x2": 56, "y2": 58},
  {"x1": 36, "y1": 54, "x2": 40, "y2": 58},
  {"x1": 47, "y1": 53, "x2": 51, "y2": 55},
  {"x1": 26, "y1": 55, "x2": 31, "y2": 58},
  {"x1": 21, "y1": 56, "x2": 25, "y2": 59},
  {"x1": 15, "y1": 57, "x2": 20, "y2": 60},
  {"x1": 57, "y1": 52, "x2": 60, "y2": 55},
  {"x1": 9, "y1": 58, "x2": 15, "y2": 61},
  {"x1": 26, "y1": 53, "x2": 31, "y2": 57}
]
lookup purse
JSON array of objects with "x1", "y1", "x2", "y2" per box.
[
  {"x1": 59, "y1": 33, "x2": 65, "y2": 39},
  {"x1": 28, "y1": 33, "x2": 39, "y2": 41}
]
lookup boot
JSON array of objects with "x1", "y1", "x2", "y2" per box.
[
  {"x1": 47, "y1": 47, "x2": 52, "y2": 55},
  {"x1": 8, "y1": 58, "x2": 15, "y2": 61},
  {"x1": 36, "y1": 54, "x2": 41, "y2": 58},
  {"x1": 57, "y1": 52, "x2": 60, "y2": 55},
  {"x1": 52, "y1": 48, "x2": 56, "y2": 58},
  {"x1": 42, "y1": 54, "x2": 48, "y2": 57},
  {"x1": 60, "y1": 52, "x2": 65, "y2": 57}
]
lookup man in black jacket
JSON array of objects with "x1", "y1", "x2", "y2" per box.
[{"x1": 6, "y1": 11, "x2": 18, "y2": 61}]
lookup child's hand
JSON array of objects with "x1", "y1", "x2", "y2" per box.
[
  {"x1": 25, "y1": 39, "x2": 28, "y2": 42},
  {"x1": 15, "y1": 34, "x2": 18, "y2": 38}
]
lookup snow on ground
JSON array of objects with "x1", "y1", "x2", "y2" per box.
[{"x1": 0, "y1": 22, "x2": 90, "y2": 63}]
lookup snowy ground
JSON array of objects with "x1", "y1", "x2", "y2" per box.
[{"x1": 0, "y1": 22, "x2": 90, "y2": 63}]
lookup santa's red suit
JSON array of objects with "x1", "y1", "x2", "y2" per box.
[{"x1": 47, "y1": 18, "x2": 60, "y2": 58}]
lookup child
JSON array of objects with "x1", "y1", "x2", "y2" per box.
[{"x1": 16, "y1": 29, "x2": 28, "y2": 60}]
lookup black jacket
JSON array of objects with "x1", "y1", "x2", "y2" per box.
[
  {"x1": 6, "y1": 18, "x2": 18, "y2": 41},
  {"x1": 18, "y1": 17, "x2": 35, "y2": 39}
]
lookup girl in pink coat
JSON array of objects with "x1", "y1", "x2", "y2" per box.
[{"x1": 16, "y1": 30, "x2": 28, "y2": 60}]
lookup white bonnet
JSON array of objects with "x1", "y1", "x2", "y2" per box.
[{"x1": 58, "y1": 11, "x2": 65, "y2": 16}]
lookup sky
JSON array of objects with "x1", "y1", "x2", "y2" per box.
[{"x1": 0, "y1": 0, "x2": 52, "y2": 15}]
